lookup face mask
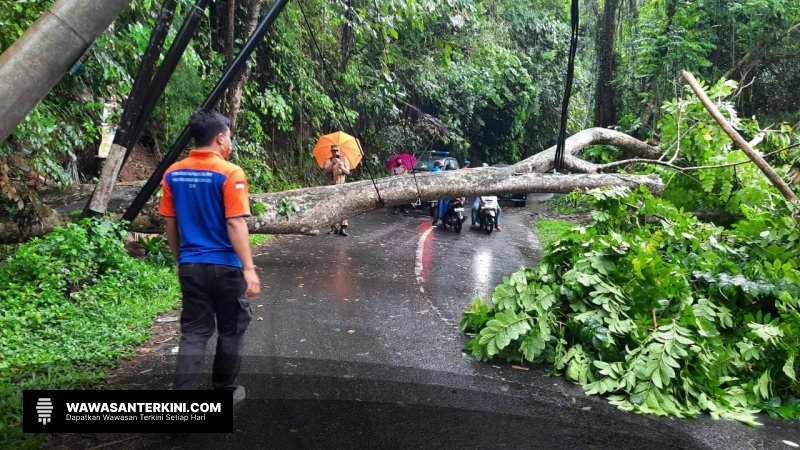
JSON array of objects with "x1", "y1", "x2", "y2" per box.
[{"x1": 221, "y1": 135, "x2": 235, "y2": 159}]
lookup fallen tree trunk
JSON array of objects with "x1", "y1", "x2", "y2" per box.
[{"x1": 0, "y1": 128, "x2": 666, "y2": 242}]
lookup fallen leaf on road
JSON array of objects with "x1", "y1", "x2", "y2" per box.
[
  {"x1": 343, "y1": 374, "x2": 352, "y2": 378},
  {"x1": 257, "y1": 317, "x2": 263, "y2": 321},
  {"x1": 347, "y1": 330, "x2": 355, "y2": 334},
  {"x1": 492, "y1": 365, "x2": 501, "y2": 369},
  {"x1": 300, "y1": 339, "x2": 307, "y2": 343},
  {"x1": 511, "y1": 365, "x2": 529, "y2": 371},
  {"x1": 156, "y1": 317, "x2": 180, "y2": 323},
  {"x1": 313, "y1": 393, "x2": 320, "y2": 397},
  {"x1": 500, "y1": 385, "x2": 509, "y2": 392},
  {"x1": 393, "y1": 274, "x2": 397, "y2": 278},
  {"x1": 333, "y1": 327, "x2": 341, "y2": 332},
  {"x1": 581, "y1": 406, "x2": 591, "y2": 411},
  {"x1": 289, "y1": 429, "x2": 297, "y2": 433},
  {"x1": 783, "y1": 441, "x2": 799, "y2": 448},
  {"x1": 257, "y1": 304, "x2": 263, "y2": 307}
]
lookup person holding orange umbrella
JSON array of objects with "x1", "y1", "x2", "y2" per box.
[
  {"x1": 322, "y1": 144, "x2": 351, "y2": 236},
  {"x1": 313, "y1": 131, "x2": 363, "y2": 236}
]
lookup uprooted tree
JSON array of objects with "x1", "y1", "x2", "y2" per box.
[{"x1": 2, "y1": 127, "x2": 667, "y2": 243}]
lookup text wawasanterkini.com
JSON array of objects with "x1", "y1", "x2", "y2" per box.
[{"x1": 64, "y1": 402, "x2": 220, "y2": 422}]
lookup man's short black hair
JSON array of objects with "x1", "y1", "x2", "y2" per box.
[{"x1": 188, "y1": 109, "x2": 231, "y2": 147}]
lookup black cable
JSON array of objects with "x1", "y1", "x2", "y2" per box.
[
  {"x1": 554, "y1": 0, "x2": 579, "y2": 173},
  {"x1": 409, "y1": 135, "x2": 435, "y2": 205},
  {"x1": 122, "y1": 0, "x2": 290, "y2": 223},
  {"x1": 297, "y1": 0, "x2": 385, "y2": 207}
]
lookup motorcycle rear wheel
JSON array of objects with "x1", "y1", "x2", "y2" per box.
[{"x1": 485, "y1": 216, "x2": 494, "y2": 235}]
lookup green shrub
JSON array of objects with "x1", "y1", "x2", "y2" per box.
[
  {"x1": 0, "y1": 218, "x2": 180, "y2": 448},
  {"x1": 463, "y1": 186, "x2": 800, "y2": 425},
  {"x1": 545, "y1": 193, "x2": 591, "y2": 215}
]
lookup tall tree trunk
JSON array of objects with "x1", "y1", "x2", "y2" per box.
[
  {"x1": 223, "y1": 0, "x2": 262, "y2": 129},
  {"x1": 593, "y1": 0, "x2": 619, "y2": 127},
  {"x1": 341, "y1": 0, "x2": 355, "y2": 70},
  {"x1": 219, "y1": 0, "x2": 237, "y2": 114}
]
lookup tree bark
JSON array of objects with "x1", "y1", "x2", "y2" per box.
[
  {"x1": 592, "y1": 0, "x2": 619, "y2": 127},
  {"x1": 223, "y1": 0, "x2": 262, "y2": 129},
  {"x1": 341, "y1": 0, "x2": 355, "y2": 70},
  {"x1": 0, "y1": 128, "x2": 666, "y2": 243}
]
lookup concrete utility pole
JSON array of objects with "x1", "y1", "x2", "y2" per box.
[{"x1": 0, "y1": 0, "x2": 133, "y2": 143}]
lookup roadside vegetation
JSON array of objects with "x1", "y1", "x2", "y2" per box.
[
  {"x1": 249, "y1": 234, "x2": 273, "y2": 247},
  {"x1": 462, "y1": 87, "x2": 800, "y2": 424},
  {"x1": 0, "y1": 218, "x2": 181, "y2": 449},
  {"x1": 534, "y1": 219, "x2": 576, "y2": 249}
]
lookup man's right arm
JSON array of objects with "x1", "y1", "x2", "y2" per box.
[
  {"x1": 323, "y1": 159, "x2": 334, "y2": 174},
  {"x1": 165, "y1": 217, "x2": 181, "y2": 264}
]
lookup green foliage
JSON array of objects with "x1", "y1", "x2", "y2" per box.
[
  {"x1": 249, "y1": 234, "x2": 272, "y2": 248},
  {"x1": 535, "y1": 219, "x2": 577, "y2": 249},
  {"x1": 654, "y1": 78, "x2": 795, "y2": 218},
  {"x1": 137, "y1": 235, "x2": 174, "y2": 266},
  {"x1": 463, "y1": 186, "x2": 800, "y2": 424},
  {"x1": 151, "y1": 61, "x2": 209, "y2": 146},
  {"x1": 546, "y1": 193, "x2": 592, "y2": 215},
  {"x1": 275, "y1": 198, "x2": 300, "y2": 220},
  {"x1": 0, "y1": 218, "x2": 180, "y2": 448}
]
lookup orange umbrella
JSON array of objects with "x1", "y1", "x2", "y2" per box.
[{"x1": 312, "y1": 131, "x2": 363, "y2": 169}]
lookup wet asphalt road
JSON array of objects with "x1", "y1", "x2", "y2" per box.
[{"x1": 141, "y1": 197, "x2": 800, "y2": 450}]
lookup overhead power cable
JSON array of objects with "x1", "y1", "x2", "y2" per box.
[{"x1": 554, "y1": 0, "x2": 579, "y2": 173}]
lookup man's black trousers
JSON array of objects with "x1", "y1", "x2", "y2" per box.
[{"x1": 173, "y1": 264, "x2": 253, "y2": 390}]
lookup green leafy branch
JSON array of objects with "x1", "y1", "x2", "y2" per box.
[{"x1": 275, "y1": 198, "x2": 300, "y2": 220}]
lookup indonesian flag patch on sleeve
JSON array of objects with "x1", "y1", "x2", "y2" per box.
[{"x1": 235, "y1": 181, "x2": 246, "y2": 190}]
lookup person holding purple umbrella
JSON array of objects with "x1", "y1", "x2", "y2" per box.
[{"x1": 390, "y1": 158, "x2": 409, "y2": 214}]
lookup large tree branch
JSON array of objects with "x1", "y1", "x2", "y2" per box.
[
  {"x1": 515, "y1": 127, "x2": 663, "y2": 174},
  {"x1": 567, "y1": 136, "x2": 784, "y2": 174},
  {"x1": 682, "y1": 71, "x2": 798, "y2": 203},
  {"x1": 0, "y1": 128, "x2": 668, "y2": 243}
]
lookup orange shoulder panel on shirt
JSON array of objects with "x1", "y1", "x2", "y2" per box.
[{"x1": 219, "y1": 161, "x2": 251, "y2": 218}]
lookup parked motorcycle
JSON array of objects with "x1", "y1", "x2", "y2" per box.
[
  {"x1": 426, "y1": 199, "x2": 438, "y2": 216},
  {"x1": 439, "y1": 197, "x2": 467, "y2": 232},
  {"x1": 476, "y1": 196, "x2": 499, "y2": 235}
]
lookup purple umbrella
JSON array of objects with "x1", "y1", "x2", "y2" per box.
[{"x1": 386, "y1": 154, "x2": 417, "y2": 171}]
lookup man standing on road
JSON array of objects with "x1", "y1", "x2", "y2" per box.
[
  {"x1": 159, "y1": 109, "x2": 260, "y2": 406},
  {"x1": 323, "y1": 144, "x2": 352, "y2": 236}
]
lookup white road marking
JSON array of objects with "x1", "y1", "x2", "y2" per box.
[{"x1": 415, "y1": 226, "x2": 434, "y2": 292}]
